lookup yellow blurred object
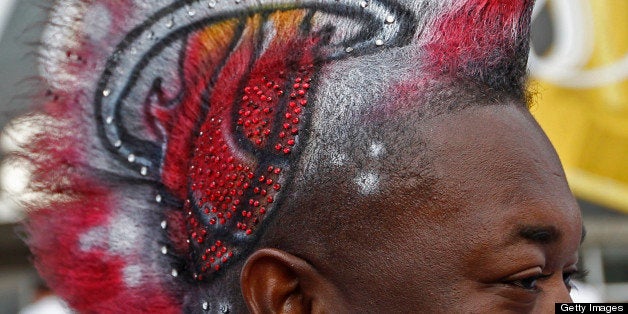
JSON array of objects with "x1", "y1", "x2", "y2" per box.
[{"x1": 531, "y1": 0, "x2": 628, "y2": 213}]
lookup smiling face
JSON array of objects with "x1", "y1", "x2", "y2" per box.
[{"x1": 294, "y1": 104, "x2": 583, "y2": 313}]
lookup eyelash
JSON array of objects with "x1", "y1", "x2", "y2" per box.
[
  {"x1": 509, "y1": 269, "x2": 589, "y2": 291},
  {"x1": 564, "y1": 269, "x2": 589, "y2": 290},
  {"x1": 509, "y1": 273, "x2": 551, "y2": 291}
]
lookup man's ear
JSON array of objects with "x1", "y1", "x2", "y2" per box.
[{"x1": 240, "y1": 248, "x2": 346, "y2": 314}]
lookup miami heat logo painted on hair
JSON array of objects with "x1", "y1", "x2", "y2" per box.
[{"x1": 94, "y1": 0, "x2": 415, "y2": 282}]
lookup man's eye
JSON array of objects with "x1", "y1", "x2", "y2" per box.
[
  {"x1": 506, "y1": 272, "x2": 552, "y2": 291},
  {"x1": 563, "y1": 269, "x2": 588, "y2": 291},
  {"x1": 510, "y1": 276, "x2": 541, "y2": 291}
]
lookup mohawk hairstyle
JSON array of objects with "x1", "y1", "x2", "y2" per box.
[{"x1": 24, "y1": 0, "x2": 534, "y2": 312}]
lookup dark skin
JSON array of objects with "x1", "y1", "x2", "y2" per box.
[{"x1": 240, "y1": 105, "x2": 583, "y2": 313}]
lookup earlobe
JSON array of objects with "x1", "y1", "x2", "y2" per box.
[{"x1": 241, "y1": 248, "x2": 346, "y2": 314}]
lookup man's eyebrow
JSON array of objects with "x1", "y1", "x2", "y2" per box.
[{"x1": 516, "y1": 225, "x2": 562, "y2": 245}]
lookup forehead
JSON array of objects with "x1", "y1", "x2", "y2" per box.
[
  {"x1": 410, "y1": 105, "x2": 582, "y2": 242},
  {"x1": 421, "y1": 105, "x2": 575, "y2": 207},
  {"x1": 379, "y1": 103, "x2": 581, "y2": 271}
]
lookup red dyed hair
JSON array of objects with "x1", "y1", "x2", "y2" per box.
[{"x1": 23, "y1": 0, "x2": 534, "y2": 312}]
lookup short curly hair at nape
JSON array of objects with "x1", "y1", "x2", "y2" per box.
[{"x1": 24, "y1": 0, "x2": 534, "y2": 313}]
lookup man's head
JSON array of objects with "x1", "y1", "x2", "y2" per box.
[
  {"x1": 25, "y1": 0, "x2": 582, "y2": 312},
  {"x1": 246, "y1": 103, "x2": 582, "y2": 313}
]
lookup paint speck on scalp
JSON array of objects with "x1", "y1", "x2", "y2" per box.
[
  {"x1": 369, "y1": 141, "x2": 385, "y2": 158},
  {"x1": 354, "y1": 171, "x2": 379, "y2": 195}
]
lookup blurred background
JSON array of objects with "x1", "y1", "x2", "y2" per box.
[
  {"x1": 0, "y1": 0, "x2": 626, "y2": 312},
  {"x1": 528, "y1": 0, "x2": 628, "y2": 303}
]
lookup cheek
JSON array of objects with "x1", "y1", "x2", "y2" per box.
[{"x1": 448, "y1": 292, "x2": 538, "y2": 313}]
